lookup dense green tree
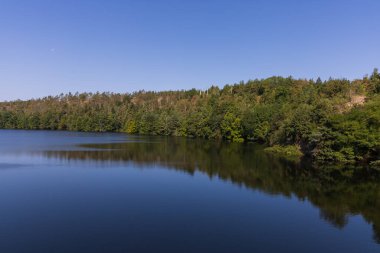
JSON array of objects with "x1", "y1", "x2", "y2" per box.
[
  {"x1": 221, "y1": 112, "x2": 243, "y2": 142},
  {"x1": 370, "y1": 68, "x2": 380, "y2": 93}
]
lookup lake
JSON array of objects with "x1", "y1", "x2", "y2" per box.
[{"x1": 0, "y1": 130, "x2": 379, "y2": 253}]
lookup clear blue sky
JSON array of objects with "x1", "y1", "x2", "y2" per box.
[{"x1": 0, "y1": 0, "x2": 379, "y2": 101}]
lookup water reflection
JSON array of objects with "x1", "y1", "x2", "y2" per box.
[{"x1": 37, "y1": 136, "x2": 380, "y2": 243}]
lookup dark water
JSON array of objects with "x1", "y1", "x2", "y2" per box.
[{"x1": 0, "y1": 130, "x2": 379, "y2": 253}]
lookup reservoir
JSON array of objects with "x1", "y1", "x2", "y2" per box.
[{"x1": 0, "y1": 130, "x2": 379, "y2": 253}]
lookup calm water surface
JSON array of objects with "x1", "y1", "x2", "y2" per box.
[{"x1": 0, "y1": 130, "x2": 379, "y2": 253}]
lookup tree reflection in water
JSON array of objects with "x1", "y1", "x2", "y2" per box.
[{"x1": 39, "y1": 136, "x2": 380, "y2": 243}]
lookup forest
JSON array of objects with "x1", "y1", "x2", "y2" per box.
[{"x1": 1, "y1": 69, "x2": 379, "y2": 165}]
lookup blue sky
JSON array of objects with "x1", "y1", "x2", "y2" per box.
[{"x1": 0, "y1": 0, "x2": 379, "y2": 101}]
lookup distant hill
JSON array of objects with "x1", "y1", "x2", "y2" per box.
[{"x1": 1, "y1": 69, "x2": 379, "y2": 164}]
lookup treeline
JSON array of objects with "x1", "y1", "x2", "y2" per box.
[{"x1": 1, "y1": 69, "x2": 380, "y2": 164}]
